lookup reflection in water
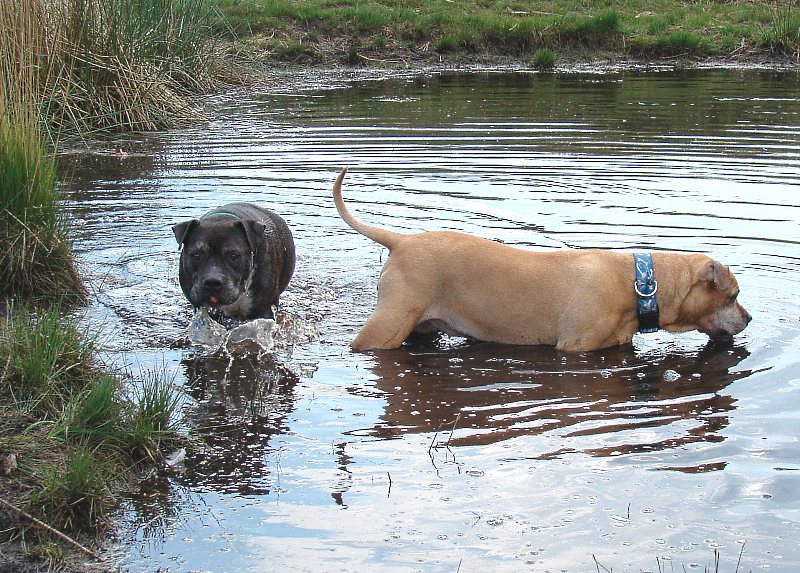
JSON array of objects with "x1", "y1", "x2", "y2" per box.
[
  {"x1": 361, "y1": 339, "x2": 750, "y2": 470},
  {"x1": 178, "y1": 353, "x2": 297, "y2": 494}
]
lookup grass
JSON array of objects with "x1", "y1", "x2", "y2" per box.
[
  {"x1": 533, "y1": 47, "x2": 557, "y2": 70},
  {"x1": 1, "y1": 0, "x2": 242, "y2": 137},
  {"x1": 763, "y1": 1, "x2": 800, "y2": 56},
  {"x1": 0, "y1": 47, "x2": 85, "y2": 306},
  {"x1": 209, "y1": 0, "x2": 798, "y2": 65},
  {"x1": 0, "y1": 306, "x2": 185, "y2": 555},
  {"x1": 0, "y1": 306, "x2": 95, "y2": 416}
]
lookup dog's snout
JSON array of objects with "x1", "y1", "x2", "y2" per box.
[{"x1": 203, "y1": 276, "x2": 223, "y2": 291}]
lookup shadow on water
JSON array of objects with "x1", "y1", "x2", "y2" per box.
[{"x1": 359, "y1": 338, "x2": 752, "y2": 471}]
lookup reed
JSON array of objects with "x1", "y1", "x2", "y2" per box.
[
  {"x1": 1, "y1": 0, "x2": 234, "y2": 137},
  {"x1": 763, "y1": 1, "x2": 800, "y2": 56},
  {"x1": 0, "y1": 1, "x2": 85, "y2": 306}
]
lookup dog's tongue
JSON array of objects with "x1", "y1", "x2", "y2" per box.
[{"x1": 209, "y1": 296, "x2": 218, "y2": 304}]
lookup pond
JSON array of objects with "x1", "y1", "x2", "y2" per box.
[{"x1": 62, "y1": 68, "x2": 800, "y2": 572}]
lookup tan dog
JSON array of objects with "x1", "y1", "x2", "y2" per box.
[{"x1": 333, "y1": 167, "x2": 751, "y2": 352}]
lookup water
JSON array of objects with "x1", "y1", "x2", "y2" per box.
[{"x1": 60, "y1": 68, "x2": 800, "y2": 572}]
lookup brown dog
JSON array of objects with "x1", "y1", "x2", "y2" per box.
[{"x1": 333, "y1": 167, "x2": 751, "y2": 352}]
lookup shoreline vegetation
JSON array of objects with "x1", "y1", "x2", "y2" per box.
[
  {"x1": 0, "y1": 0, "x2": 797, "y2": 571},
  {"x1": 212, "y1": 0, "x2": 800, "y2": 69}
]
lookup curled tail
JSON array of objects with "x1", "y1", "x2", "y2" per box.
[{"x1": 333, "y1": 167, "x2": 405, "y2": 250}]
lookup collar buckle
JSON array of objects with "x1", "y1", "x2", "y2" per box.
[{"x1": 633, "y1": 253, "x2": 660, "y2": 333}]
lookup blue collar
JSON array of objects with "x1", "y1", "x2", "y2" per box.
[{"x1": 633, "y1": 253, "x2": 660, "y2": 333}]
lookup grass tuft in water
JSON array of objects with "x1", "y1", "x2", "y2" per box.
[
  {"x1": 1, "y1": 1, "x2": 85, "y2": 306},
  {"x1": 533, "y1": 47, "x2": 557, "y2": 70},
  {"x1": 0, "y1": 100, "x2": 85, "y2": 306},
  {"x1": 128, "y1": 368, "x2": 184, "y2": 462}
]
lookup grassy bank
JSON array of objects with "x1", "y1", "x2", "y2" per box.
[
  {"x1": 1, "y1": 1, "x2": 205, "y2": 569},
  {"x1": 0, "y1": 306, "x2": 184, "y2": 569},
  {"x1": 211, "y1": 0, "x2": 800, "y2": 66}
]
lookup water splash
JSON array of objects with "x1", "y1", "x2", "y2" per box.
[
  {"x1": 188, "y1": 308, "x2": 275, "y2": 355},
  {"x1": 187, "y1": 308, "x2": 318, "y2": 356}
]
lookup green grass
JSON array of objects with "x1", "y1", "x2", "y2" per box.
[
  {"x1": 210, "y1": 0, "x2": 789, "y2": 64},
  {"x1": 0, "y1": 306, "x2": 95, "y2": 416},
  {"x1": 656, "y1": 30, "x2": 705, "y2": 54},
  {"x1": 763, "y1": 1, "x2": 800, "y2": 55},
  {"x1": 32, "y1": 445, "x2": 116, "y2": 533},
  {"x1": 1, "y1": 0, "x2": 241, "y2": 136},
  {"x1": 1, "y1": 307, "x2": 185, "y2": 544},
  {"x1": 533, "y1": 47, "x2": 557, "y2": 70},
  {"x1": 0, "y1": 99, "x2": 85, "y2": 306},
  {"x1": 128, "y1": 369, "x2": 184, "y2": 462}
]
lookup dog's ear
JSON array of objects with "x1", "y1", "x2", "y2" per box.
[
  {"x1": 701, "y1": 259, "x2": 733, "y2": 291},
  {"x1": 172, "y1": 220, "x2": 197, "y2": 247},
  {"x1": 236, "y1": 220, "x2": 266, "y2": 253}
]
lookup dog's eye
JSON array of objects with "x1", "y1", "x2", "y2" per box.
[
  {"x1": 190, "y1": 252, "x2": 202, "y2": 261},
  {"x1": 229, "y1": 252, "x2": 241, "y2": 262}
]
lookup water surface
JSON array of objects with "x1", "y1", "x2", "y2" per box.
[{"x1": 62, "y1": 68, "x2": 800, "y2": 572}]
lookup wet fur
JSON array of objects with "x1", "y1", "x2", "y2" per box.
[{"x1": 173, "y1": 203, "x2": 295, "y2": 320}]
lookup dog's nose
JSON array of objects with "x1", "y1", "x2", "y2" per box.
[
  {"x1": 744, "y1": 309, "x2": 752, "y2": 324},
  {"x1": 203, "y1": 277, "x2": 222, "y2": 292}
]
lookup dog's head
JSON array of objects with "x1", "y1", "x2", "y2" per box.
[
  {"x1": 679, "y1": 257, "x2": 751, "y2": 341},
  {"x1": 173, "y1": 216, "x2": 264, "y2": 312}
]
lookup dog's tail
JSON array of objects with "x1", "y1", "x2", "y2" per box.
[{"x1": 333, "y1": 167, "x2": 404, "y2": 250}]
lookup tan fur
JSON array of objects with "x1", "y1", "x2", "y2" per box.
[{"x1": 333, "y1": 167, "x2": 751, "y2": 352}]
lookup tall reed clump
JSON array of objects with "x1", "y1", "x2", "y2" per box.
[
  {"x1": 0, "y1": 1, "x2": 85, "y2": 307},
  {"x1": 2, "y1": 0, "x2": 235, "y2": 137},
  {"x1": 48, "y1": 0, "x2": 229, "y2": 132}
]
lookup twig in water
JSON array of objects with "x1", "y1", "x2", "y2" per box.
[
  {"x1": 428, "y1": 429, "x2": 440, "y2": 453},
  {"x1": 446, "y1": 412, "x2": 461, "y2": 447},
  {"x1": 387, "y1": 471, "x2": 392, "y2": 497},
  {"x1": 0, "y1": 497, "x2": 101, "y2": 560},
  {"x1": 592, "y1": 554, "x2": 612, "y2": 572},
  {"x1": 735, "y1": 541, "x2": 746, "y2": 572}
]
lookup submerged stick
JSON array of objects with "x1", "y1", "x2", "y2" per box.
[{"x1": 0, "y1": 497, "x2": 101, "y2": 560}]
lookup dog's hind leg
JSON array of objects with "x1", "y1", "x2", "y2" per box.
[
  {"x1": 350, "y1": 266, "x2": 430, "y2": 351},
  {"x1": 351, "y1": 299, "x2": 426, "y2": 350}
]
